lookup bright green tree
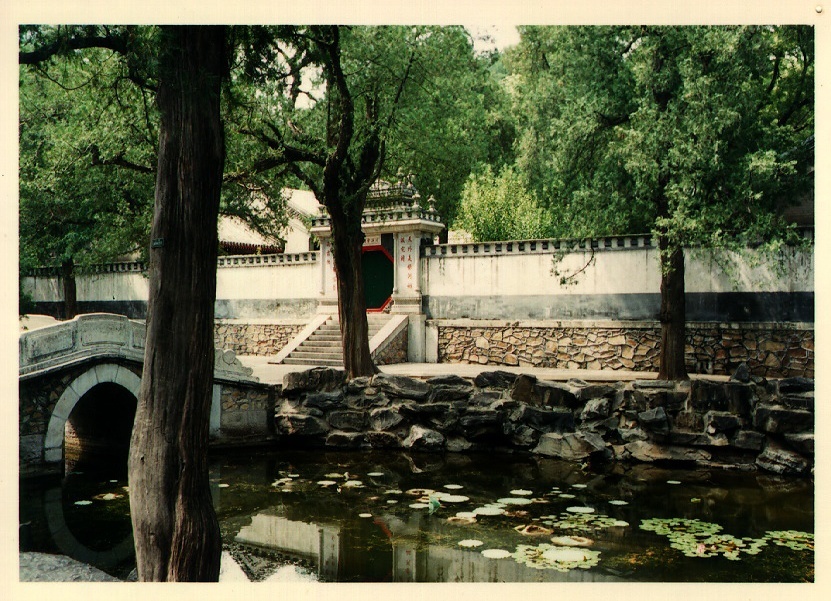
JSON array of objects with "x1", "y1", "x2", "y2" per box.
[
  {"x1": 507, "y1": 25, "x2": 813, "y2": 379},
  {"x1": 455, "y1": 165, "x2": 553, "y2": 241}
]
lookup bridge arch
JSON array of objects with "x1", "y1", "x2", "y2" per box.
[{"x1": 44, "y1": 363, "x2": 141, "y2": 464}]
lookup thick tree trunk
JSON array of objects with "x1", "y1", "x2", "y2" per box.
[
  {"x1": 128, "y1": 25, "x2": 225, "y2": 582},
  {"x1": 657, "y1": 237, "x2": 688, "y2": 380},
  {"x1": 60, "y1": 258, "x2": 77, "y2": 320},
  {"x1": 330, "y1": 221, "x2": 377, "y2": 378}
]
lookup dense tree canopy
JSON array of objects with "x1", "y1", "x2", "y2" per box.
[{"x1": 507, "y1": 25, "x2": 813, "y2": 244}]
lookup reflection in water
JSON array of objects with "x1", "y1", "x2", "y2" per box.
[{"x1": 20, "y1": 450, "x2": 814, "y2": 582}]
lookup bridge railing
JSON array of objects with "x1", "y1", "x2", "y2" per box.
[
  {"x1": 19, "y1": 313, "x2": 145, "y2": 377},
  {"x1": 19, "y1": 313, "x2": 257, "y2": 382}
]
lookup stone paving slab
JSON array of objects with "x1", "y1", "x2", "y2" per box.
[
  {"x1": 238, "y1": 356, "x2": 729, "y2": 386},
  {"x1": 19, "y1": 552, "x2": 121, "y2": 582}
]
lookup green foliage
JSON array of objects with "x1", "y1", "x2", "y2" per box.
[
  {"x1": 455, "y1": 165, "x2": 553, "y2": 241},
  {"x1": 506, "y1": 25, "x2": 814, "y2": 249},
  {"x1": 19, "y1": 47, "x2": 156, "y2": 268}
]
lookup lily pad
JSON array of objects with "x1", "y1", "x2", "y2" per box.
[
  {"x1": 514, "y1": 544, "x2": 601, "y2": 572},
  {"x1": 217, "y1": 483, "x2": 230, "y2": 488},
  {"x1": 497, "y1": 497, "x2": 533, "y2": 506},
  {"x1": 472, "y1": 506, "x2": 505, "y2": 516},
  {"x1": 566, "y1": 506, "x2": 595, "y2": 514},
  {"x1": 608, "y1": 500, "x2": 628, "y2": 506},
  {"x1": 342, "y1": 480, "x2": 364, "y2": 488},
  {"x1": 667, "y1": 480, "x2": 681, "y2": 485},
  {"x1": 317, "y1": 480, "x2": 337, "y2": 486},
  {"x1": 458, "y1": 539, "x2": 484, "y2": 548},
  {"x1": 510, "y1": 489, "x2": 533, "y2": 496},
  {"x1": 74, "y1": 500, "x2": 92, "y2": 506},
  {"x1": 367, "y1": 472, "x2": 385, "y2": 477},
  {"x1": 550, "y1": 535, "x2": 594, "y2": 547},
  {"x1": 409, "y1": 502, "x2": 429, "y2": 509},
  {"x1": 359, "y1": 513, "x2": 373, "y2": 518},
  {"x1": 571, "y1": 484, "x2": 588, "y2": 489},
  {"x1": 444, "y1": 484, "x2": 464, "y2": 490},
  {"x1": 481, "y1": 549, "x2": 512, "y2": 559},
  {"x1": 558, "y1": 493, "x2": 576, "y2": 499}
]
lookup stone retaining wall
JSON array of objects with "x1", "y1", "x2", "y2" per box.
[
  {"x1": 437, "y1": 322, "x2": 813, "y2": 379},
  {"x1": 214, "y1": 322, "x2": 305, "y2": 356},
  {"x1": 273, "y1": 367, "x2": 814, "y2": 476}
]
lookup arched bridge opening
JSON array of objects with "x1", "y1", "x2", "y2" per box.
[
  {"x1": 65, "y1": 382, "x2": 137, "y2": 473},
  {"x1": 44, "y1": 363, "x2": 142, "y2": 468}
]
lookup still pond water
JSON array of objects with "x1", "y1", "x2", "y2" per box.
[{"x1": 20, "y1": 449, "x2": 814, "y2": 583}]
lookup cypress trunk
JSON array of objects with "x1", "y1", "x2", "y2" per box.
[
  {"x1": 657, "y1": 238, "x2": 688, "y2": 380},
  {"x1": 128, "y1": 25, "x2": 225, "y2": 582},
  {"x1": 331, "y1": 223, "x2": 377, "y2": 378}
]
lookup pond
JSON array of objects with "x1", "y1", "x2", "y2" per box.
[{"x1": 19, "y1": 449, "x2": 814, "y2": 582}]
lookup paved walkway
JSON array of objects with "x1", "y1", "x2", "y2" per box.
[{"x1": 238, "y1": 355, "x2": 729, "y2": 386}]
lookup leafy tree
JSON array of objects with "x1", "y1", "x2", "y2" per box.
[
  {"x1": 231, "y1": 25, "x2": 505, "y2": 376},
  {"x1": 454, "y1": 165, "x2": 553, "y2": 241},
  {"x1": 507, "y1": 25, "x2": 813, "y2": 379}
]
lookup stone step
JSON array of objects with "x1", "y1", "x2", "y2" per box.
[
  {"x1": 288, "y1": 351, "x2": 344, "y2": 362},
  {"x1": 297, "y1": 344, "x2": 342, "y2": 353},
  {"x1": 282, "y1": 357, "x2": 343, "y2": 367}
]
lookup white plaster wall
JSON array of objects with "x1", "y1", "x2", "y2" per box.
[
  {"x1": 215, "y1": 261, "x2": 318, "y2": 301},
  {"x1": 421, "y1": 246, "x2": 813, "y2": 297},
  {"x1": 684, "y1": 248, "x2": 814, "y2": 293},
  {"x1": 77, "y1": 271, "x2": 149, "y2": 301}
]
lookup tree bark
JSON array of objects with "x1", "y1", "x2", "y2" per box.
[
  {"x1": 657, "y1": 236, "x2": 688, "y2": 380},
  {"x1": 60, "y1": 258, "x2": 77, "y2": 320},
  {"x1": 328, "y1": 211, "x2": 377, "y2": 379},
  {"x1": 128, "y1": 25, "x2": 225, "y2": 582}
]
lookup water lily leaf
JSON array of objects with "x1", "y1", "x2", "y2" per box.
[
  {"x1": 458, "y1": 539, "x2": 484, "y2": 548},
  {"x1": 481, "y1": 549, "x2": 512, "y2": 559},
  {"x1": 510, "y1": 489, "x2": 533, "y2": 496},
  {"x1": 74, "y1": 500, "x2": 92, "y2": 506}
]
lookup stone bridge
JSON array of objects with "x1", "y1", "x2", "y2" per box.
[{"x1": 19, "y1": 313, "x2": 269, "y2": 473}]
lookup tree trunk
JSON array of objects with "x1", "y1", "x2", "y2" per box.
[
  {"x1": 128, "y1": 25, "x2": 225, "y2": 582},
  {"x1": 60, "y1": 258, "x2": 77, "y2": 320},
  {"x1": 657, "y1": 237, "x2": 688, "y2": 380},
  {"x1": 330, "y1": 220, "x2": 377, "y2": 378}
]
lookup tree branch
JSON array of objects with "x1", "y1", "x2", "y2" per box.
[{"x1": 20, "y1": 34, "x2": 129, "y2": 65}]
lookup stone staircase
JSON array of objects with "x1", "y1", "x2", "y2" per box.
[{"x1": 280, "y1": 314, "x2": 394, "y2": 366}]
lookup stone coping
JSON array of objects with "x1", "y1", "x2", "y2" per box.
[
  {"x1": 429, "y1": 318, "x2": 814, "y2": 331},
  {"x1": 216, "y1": 318, "x2": 311, "y2": 326}
]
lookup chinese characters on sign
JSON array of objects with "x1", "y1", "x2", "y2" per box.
[{"x1": 399, "y1": 234, "x2": 415, "y2": 291}]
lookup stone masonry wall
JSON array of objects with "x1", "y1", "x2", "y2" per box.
[
  {"x1": 274, "y1": 367, "x2": 814, "y2": 476},
  {"x1": 374, "y1": 327, "x2": 408, "y2": 365},
  {"x1": 438, "y1": 322, "x2": 813, "y2": 379},
  {"x1": 214, "y1": 322, "x2": 304, "y2": 356}
]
